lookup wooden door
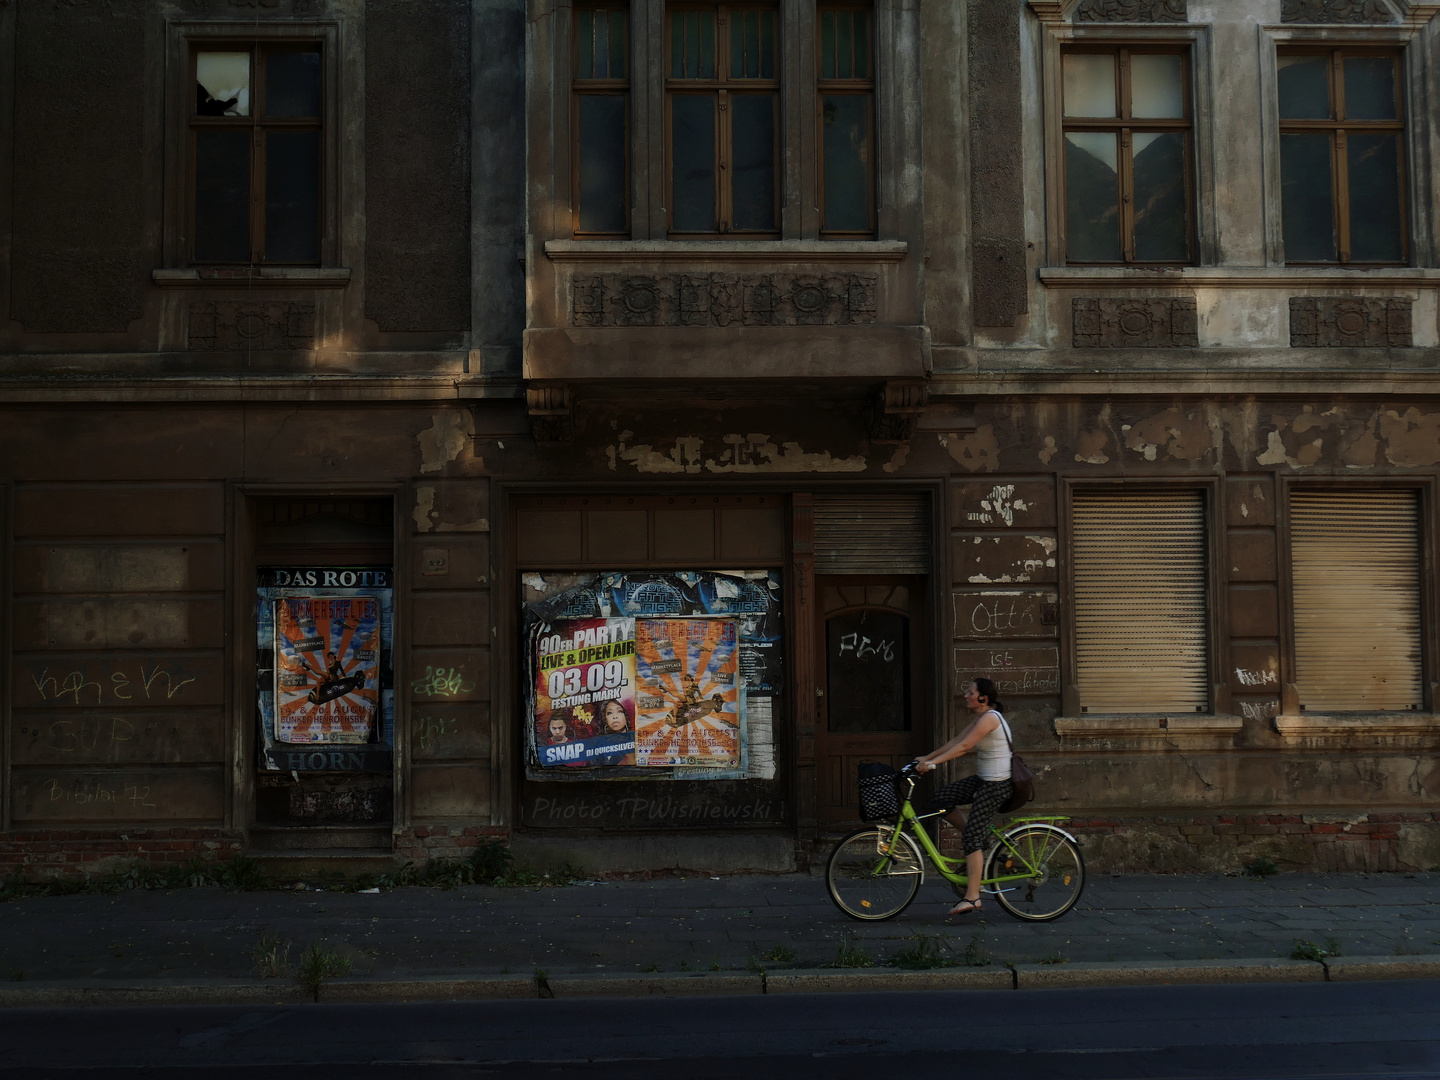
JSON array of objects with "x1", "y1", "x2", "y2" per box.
[{"x1": 815, "y1": 577, "x2": 927, "y2": 823}]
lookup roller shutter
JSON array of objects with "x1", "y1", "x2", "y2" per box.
[
  {"x1": 1073, "y1": 491, "x2": 1208, "y2": 713},
  {"x1": 1291, "y1": 490, "x2": 1422, "y2": 712},
  {"x1": 813, "y1": 495, "x2": 931, "y2": 575}
]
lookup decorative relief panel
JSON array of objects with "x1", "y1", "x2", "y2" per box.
[
  {"x1": 1280, "y1": 0, "x2": 1393, "y2": 22},
  {"x1": 570, "y1": 273, "x2": 877, "y2": 328},
  {"x1": 1076, "y1": 0, "x2": 1187, "y2": 21},
  {"x1": 1072, "y1": 298, "x2": 1198, "y2": 348},
  {"x1": 188, "y1": 302, "x2": 316, "y2": 350},
  {"x1": 1289, "y1": 297, "x2": 1412, "y2": 347}
]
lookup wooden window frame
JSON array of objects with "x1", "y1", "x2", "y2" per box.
[
  {"x1": 164, "y1": 22, "x2": 340, "y2": 271},
  {"x1": 1277, "y1": 46, "x2": 1408, "y2": 267},
  {"x1": 1276, "y1": 476, "x2": 1438, "y2": 727},
  {"x1": 816, "y1": 4, "x2": 875, "y2": 238},
  {"x1": 664, "y1": 2, "x2": 781, "y2": 238},
  {"x1": 1060, "y1": 44, "x2": 1194, "y2": 266},
  {"x1": 187, "y1": 40, "x2": 325, "y2": 266},
  {"x1": 571, "y1": 4, "x2": 631, "y2": 238},
  {"x1": 1057, "y1": 477, "x2": 1227, "y2": 723}
]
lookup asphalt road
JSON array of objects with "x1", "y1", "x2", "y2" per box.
[{"x1": 1, "y1": 980, "x2": 1437, "y2": 1079}]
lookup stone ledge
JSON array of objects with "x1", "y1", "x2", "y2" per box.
[
  {"x1": 1322, "y1": 955, "x2": 1440, "y2": 981},
  {"x1": 544, "y1": 240, "x2": 908, "y2": 263},
  {"x1": 152, "y1": 267, "x2": 353, "y2": 288},
  {"x1": 766, "y1": 967, "x2": 1012, "y2": 993},
  {"x1": 1274, "y1": 714, "x2": 1440, "y2": 737},
  {"x1": 1055, "y1": 715, "x2": 1244, "y2": 738},
  {"x1": 1012, "y1": 958, "x2": 1324, "y2": 989},
  {"x1": 1039, "y1": 266, "x2": 1440, "y2": 289}
]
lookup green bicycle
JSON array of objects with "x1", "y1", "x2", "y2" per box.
[{"x1": 826, "y1": 762, "x2": 1086, "y2": 922}]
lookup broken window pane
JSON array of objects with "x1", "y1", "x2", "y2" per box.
[
  {"x1": 196, "y1": 51, "x2": 250, "y2": 116},
  {"x1": 266, "y1": 49, "x2": 321, "y2": 117}
]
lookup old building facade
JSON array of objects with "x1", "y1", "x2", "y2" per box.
[{"x1": 1, "y1": 0, "x2": 1437, "y2": 878}]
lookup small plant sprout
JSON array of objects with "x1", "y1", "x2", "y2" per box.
[
  {"x1": 297, "y1": 941, "x2": 352, "y2": 1001},
  {"x1": 252, "y1": 933, "x2": 291, "y2": 979}
]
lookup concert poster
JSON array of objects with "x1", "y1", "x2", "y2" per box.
[{"x1": 273, "y1": 596, "x2": 381, "y2": 745}]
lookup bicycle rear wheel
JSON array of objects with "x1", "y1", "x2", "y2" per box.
[
  {"x1": 985, "y1": 824, "x2": 1085, "y2": 922},
  {"x1": 826, "y1": 827, "x2": 924, "y2": 921}
]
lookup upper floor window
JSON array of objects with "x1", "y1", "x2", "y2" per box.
[
  {"x1": 666, "y1": 5, "x2": 779, "y2": 235},
  {"x1": 191, "y1": 44, "x2": 322, "y2": 264},
  {"x1": 573, "y1": 7, "x2": 630, "y2": 235},
  {"x1": 1062, "y1": 47, "x2": 1192, "y2": 264},
  {"x1": 818, "y1": 7, "x2": 874, "y2": 235},
  {"x1": 1278, "y1": 49, "x2": 1405, "y2": 265}
]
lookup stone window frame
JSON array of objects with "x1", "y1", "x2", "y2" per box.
[
  {"x1": 1053, "y1": 476, "x2": 1241, "y2": 741},
  {"x1": 1274, "y1": 475, "x2": 1440, "y2": 738},
  {"x1": 1035, "y1": 18, "x2": 1218, "y2": 269},
  {"x1": 1259, "y1": 20, "x2": 1438, "y2": 268},
  {"x1": 542, "y1": 0, "x2": 914, "y2": 243},
  {"x1": 157, "y1": 19, "x2": 352, "y2": 287}
]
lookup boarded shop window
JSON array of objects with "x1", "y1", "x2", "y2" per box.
[
  {"x1": 574, "y1": 6, "x2": 630, "y2": 235},
  {"x1": 1061, "y1": 47, "x2": 1193, "y2": 264},
  {"x1": 1072, "y1": 490, "x2": 1208, "y2": 712},
  {"x1": 1278, "y1": 49, "x2": 1406, "y2": 265},
  {"x1": 817, "y1": 7, "x2": 874, "y2": 235},
  {"x1": 191, "y1": 44, "x2": 323, "y2": 264},
  {"x1": 1291, "y1": 490, "x2": 1422, "y2": 711},
  {"x1": 667, "y1": 4, "x2": 780, "y2": 235}
]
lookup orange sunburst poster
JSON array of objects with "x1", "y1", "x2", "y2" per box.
[
  {"x1": 634, "y1": 618, "x2": 740, "y2": 768},
  {"x1": 274, "y1": 596, "x2": 380, "y2": 744}
]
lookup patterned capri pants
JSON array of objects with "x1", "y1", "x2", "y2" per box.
[{"x1": 927, "y1": 775, "x2": 1014, "y2": 855}]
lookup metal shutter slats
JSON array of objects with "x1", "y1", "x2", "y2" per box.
[
  {"x1": 1291, "y1": 491, "x2": 1421, "y2": 711},
  {"x1": 1074, "y1": 491, "x2": 1208, "y2": 713},
  {"x1": 813, "y1": 495, "x2": 931, "y2": 575}
]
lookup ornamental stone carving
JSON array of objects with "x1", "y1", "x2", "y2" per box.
[
  {"x1": 1072, "y1": 297, "x2": 1198, "y2": 348},
  {"x1": 188, "y1": 301, "x2": 316, "y2": 350},
  {"x1": 570, "y1": 273, "x2": 878, "y2": 328},
  {"x1": 1076, "y1": 0, "x2": 1187, "y2": 22},
  {"x1": 1289, "y1": 297, "x2": 1412, "y2": 347},
  {"x1": 1280, "y1": 0, "x2": 1393, "y2": 23}
]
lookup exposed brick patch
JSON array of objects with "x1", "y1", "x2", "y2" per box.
[
  {"x1": 393, "y1": 825, "x2": 509, "y2": 863},
  {"x1": 0, "y1": 828, "x2": 244, "y2": 880}
]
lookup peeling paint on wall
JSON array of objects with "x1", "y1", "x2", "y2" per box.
[
  {"x1": 1038, "y1": 435, "x2": 1057, "y2": 464},
  {"x1": 413, "y1": 486, "x2": 488, "y2": 534},
  {"x1": 947, "y1": 424, "x2": 1001, "y2": 473},
  {"x1": 418, "y1": 411, "x2": 476, "y2": 474},
  {"x1": 1121, "y1": 407, "x2": 1218, "y2": 462},
  {"x1": 609, "y1": 433, "x2": 866, "y2": 474},
  {"x1": 1075, "y1": 427, "x2": 1110, "y2": 464},
  {"x1": 882, "y1": 444, "x2": 910, "y2": 473},
  {"x1": 966, "y1": 484, "x2": 1030, "y2": 527},
  {"x1": 1379, "y1": 408, "x2": 1440, "y2": 468}
]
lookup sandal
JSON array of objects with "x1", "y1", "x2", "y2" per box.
[{"x1": 947, "y1": 897, "x2": 983, "y2": 916}]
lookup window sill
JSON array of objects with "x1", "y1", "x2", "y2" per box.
[
  {"x1": 1038, "y1": 266, "x2": 1440, "y2": 289},
  {"x1": 1274, "y1": 714, "x2": 1440, "y2": 737},
  {"x1": 1054, "y1": 715, "x2": 1243, "y2": 738},
  {"x1": 544, "y1": 239, "x2": 908, "y2": 263},
  {"x1": 152, "y1": 267, "x2": 353, "y2": 288}
]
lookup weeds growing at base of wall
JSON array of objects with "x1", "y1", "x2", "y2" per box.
[
  {"x1": 367, "y1": 841, "x2": 578, "y2": 890},
  {"x1": 253, "y1": 933, "x2": 292, "y2": 979},
  {"x1": 829, "y1": 935, "x2": 876, "y2": 968},
  {"x1": 0, "y1": 856, "x2": 269, "y2": 901},
  {"x1": 1242, "y1": 856, "x2": 1280, "y2": 878}
]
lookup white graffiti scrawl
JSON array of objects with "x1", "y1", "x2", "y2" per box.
[{"x1": 967, "y1": 484, "x2": 1030, "y2": 527}]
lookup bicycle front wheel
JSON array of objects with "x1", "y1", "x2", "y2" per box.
[
  {"x1": 826, "y1": 826, "x2": 924, "y2": 921},
  {"x1": 985, "y1": 824, "x2": 1085, "y2": 922}
]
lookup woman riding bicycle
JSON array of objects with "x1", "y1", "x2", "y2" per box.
[{"x1": 914, "y1": 677, "x2": 1013, "y2": 917}]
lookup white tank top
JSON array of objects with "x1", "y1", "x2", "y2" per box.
[{"x1": 975, "y1": 711, "x2": 1013, "y2": 782}]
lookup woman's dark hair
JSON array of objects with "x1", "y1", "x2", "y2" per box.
[{"x1": 974, "y1": 677, "x2": 1003, "y2": 713}]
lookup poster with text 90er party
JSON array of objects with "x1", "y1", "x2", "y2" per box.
[
  {"x1": 535, "y1": 617, "x2": 639, "y2": 768},
  {"x1": 634, "y1": 618, "x2": 740, "y2": 768}
]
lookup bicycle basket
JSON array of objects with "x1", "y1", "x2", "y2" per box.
[{"x1": 857, "y1": 762, "x2": 902, "y2": 822}]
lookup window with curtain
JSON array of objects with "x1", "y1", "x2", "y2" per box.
[
  {"x1": 191, "y1": 44, "x2": 323, "y2": 264},
  {"x1": 1277, "y1": 49, "x2": 1406, "y2": 264},
  {"x1": 1061, "y1": 47, "x2": 1193, "y2": 264},
  {"x1": 666, "y1": 4, "x2": 779, "y2": 235}
]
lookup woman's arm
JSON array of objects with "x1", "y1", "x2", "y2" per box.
[{"x1": 915, "y1": 712, "x2": 999, "y2": 773}]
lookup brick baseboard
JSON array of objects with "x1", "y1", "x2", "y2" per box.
[{"x1": 0, "y1": 828, "x2": 244, "y2": 878}]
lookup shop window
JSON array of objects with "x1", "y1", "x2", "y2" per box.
[
  {"x1": 1278, "y1": 48, "x2": 1406, "y2": 265},
  {"x1": 573, "y1": 6, "x2": 630, "y2": 235},
  {"x1": 1290, "y1": 489, "x2": 1422, "y2": 711},
  {"x1": 817, "y1": 6, "x2": 874, "y2": 235},
  {"x1": 190, "y1": 43, "x2": 323, "y2": 264},
  {"x1": 666, "y1": 4, "x2": 780, "y2": 235},
  {"x1": 1071, "y1": 490, "x2": 1208, "y2": 713},
  {"x1": 1061, "y1": 46, "x2": 1193, "y2": 264}
]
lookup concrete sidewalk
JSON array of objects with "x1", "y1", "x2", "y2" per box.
[{"x1": 1, "y1": 870, "x2": 1437, "y2": 1002}]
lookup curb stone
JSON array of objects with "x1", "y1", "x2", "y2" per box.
[
  {"x1": 0, "y1": 980, "x2": 307, "y2": 1007},
  {"x1": 322, "y1": 975, "x2": 538, "y2": 1002},
  {"x1": 766, "y1": 967, "x2": 1013, "y2": 993},
  {"x1": 546, "y1": 972, "x2": 763, "y2": 997},
  {"x1": 1012, "y1": 958, "x2": 1325, "y2": 989},
  {"x1": 1322, "y1": 955, "x2": 1440, "y2": 982}
]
